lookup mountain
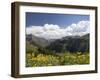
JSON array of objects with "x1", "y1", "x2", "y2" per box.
[
  {"x1": 26, "y1": 34, "x2": 89, "y2": 53},
  {"x1": 80, "y1": 33, "x2": 89, "y2": 39},
  {"x1": 26, "y1": 34, "x2": 51, "y2": 48},
  {"x1": 46, "y1": 34, "x2": 89, "y2": 53}
]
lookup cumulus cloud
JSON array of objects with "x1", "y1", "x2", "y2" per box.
[{"x1": 26, "y1": 20, "x2": 90, "y2": 39}]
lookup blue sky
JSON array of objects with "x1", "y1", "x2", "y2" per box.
[{"x1": 26, "y1": 12, "x2": 89, "y2": 27}]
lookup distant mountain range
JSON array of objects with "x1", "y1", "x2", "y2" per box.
[{"x1": 26, "y1": 34, "x2": 89, "y2": 53}]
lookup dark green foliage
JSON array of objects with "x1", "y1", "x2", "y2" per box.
[
  {"x1": 46, "y1": 34, "x2": 89, "y2": 53},
  {"x1": 26, "y1": 41, "x2": 39, "y2": 57},
  {"x1": 26, "y1": 41, "x2": 34, "y2": 53}
]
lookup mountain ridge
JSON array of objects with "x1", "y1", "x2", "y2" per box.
[{"x1": 26, "y1": 33, "x2": 89, "y2": 53}]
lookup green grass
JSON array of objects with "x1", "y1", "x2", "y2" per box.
[{"x1": 26, "y1": 52, "x2": 89, "y2": 67}]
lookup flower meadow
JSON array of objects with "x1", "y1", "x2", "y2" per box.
[{"x1": 26, "y1": 52, "x2": 89, "y2": 67}]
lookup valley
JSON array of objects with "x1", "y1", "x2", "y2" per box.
[{"x1": 26, "y1": 34, "x2": 90, "y2": 67}]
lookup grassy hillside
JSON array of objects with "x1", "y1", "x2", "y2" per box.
[
  {"x1": 26, "y1": 52, "x2": 89, "y2": 67},
  {"x1": 26, "y1": 34, "x2": 90, "y2": 67}
]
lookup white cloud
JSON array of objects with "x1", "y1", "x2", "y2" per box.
[
  {"x1": 65, "y1": 21, "x2": 90, "y2": 36},
  {"x1": 26, "y1": 21, "x2": 90, "y2": 39}
]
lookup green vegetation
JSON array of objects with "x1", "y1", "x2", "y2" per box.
[
  {"x1": 26, "y1": 52, "x2": 89, "y2": 67},
  {"x1": 26, "y1": 34, "x2": 90, "y2": 67}
]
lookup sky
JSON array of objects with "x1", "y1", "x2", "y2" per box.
[
  {"x1": 26, "y1": 12, "x2": 90, "y2": 39},
  {"x1": 26, "y1": 12, "x2": 89, "y2": 27}
]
